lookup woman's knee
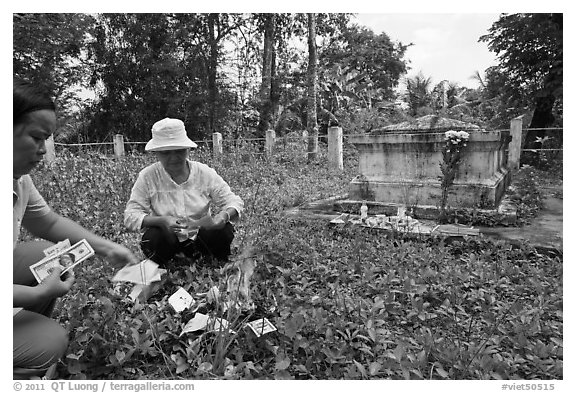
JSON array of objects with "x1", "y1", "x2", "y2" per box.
[
  {"x1": 141, "y1": 226, "x2": 178, "y2": 263},
  {"x1": 196, "y1": 223, "x2": 235, "y2": 260},
  {"x1": 13, "y1": 312, "x2": 69, "y2": 371},
  {"x1": 41, "y1": 324, "x2": 69, "y2": 366},
  {"x1": 199, "y1": 223, "x2": 235, "y2": 244}
]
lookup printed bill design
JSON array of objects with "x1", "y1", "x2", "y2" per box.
[
  {"x1": 29, "y1": 239, "x2": 95, "y2": 283},
  {"x1": 246, "y1": 318, "x2": 277, "y2": 337}
]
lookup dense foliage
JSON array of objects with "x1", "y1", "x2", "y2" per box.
[
  {"x1": 479, "y1": 13, "x2": 562, "y2": 168},
  {"x1": 13, "y1": 13, "x2": 96, "y2": 126},
  {"x1": 88, "y1": 14, "x2": 206, "y2": 141},
  {"x1": 25, "y1": 147, "x2": 562, "y2": 380},
  {"x1": 480, "y1": 13, "x2": 562, "y2": 129},
  {"x1": 16, "y1": 13, "x2": 564, "y2": 145},
  {"x1": 320, "y1": 24, "x2": 409, "y2": 111}
]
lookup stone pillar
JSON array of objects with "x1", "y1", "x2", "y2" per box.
[
  {"x1": 328, "y1": 126, "x2": 343, "y2": 170},
  {"x1": 265, "y1": 129, "x2": 276, "y2": 158},
  {"x1": 302, "y1": 130, "x2": 309, "y2": 159},
  {"x1": 212, "y1": 132, "x2": 223, "y2": 157},
  {"x1": 508, "y1": 115, "x2": 523, "y2": 171},
  {"x1": 45, "y1": 135, "x2": 56, "y2": 164},
  {"x1": 113, "y1": 134, "x2": 125, "y2": 157}
]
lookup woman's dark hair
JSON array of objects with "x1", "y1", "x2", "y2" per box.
[{"x1": 13, "y1": 78, "x2": 56, "y2": 125}]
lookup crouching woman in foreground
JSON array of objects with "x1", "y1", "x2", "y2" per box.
[
  {"x1": 13, "y1": 79, "x2": 139, "y2": 379},
  {"x1": 124, "y1": 118, "x2": 244, "y2": 267}
]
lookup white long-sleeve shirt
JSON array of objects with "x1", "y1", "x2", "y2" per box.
[{"x1": 124, "y1": 160, "x2": 244, "y2": 232}]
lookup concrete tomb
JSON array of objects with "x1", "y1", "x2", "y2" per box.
[{"x1": 348, "y1": 115, "x2": 511, "y2": 210}]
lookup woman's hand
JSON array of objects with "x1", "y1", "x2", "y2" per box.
[
  {"x1": 38, "y1": 265, "x2": 75, "y2": 299},
  {"x1": 103, "y1": 243, "x2": 140, "y2": 268},
  {"x1": 160, "y1": 216, "x2": 189, "y2": 233},
  {"x1": 189, "y1": 215, "x2": 226, "y2": 231},
  {"x1": 25, "y1": 212, "x2": 139, "y2": 270}
]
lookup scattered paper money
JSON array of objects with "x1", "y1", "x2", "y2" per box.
[
  {"x1": 112, "y1": 259, "x2": 163, "y2": 285},
  {"x1": 246, "y1": 318, "x2": 277, "y2": 337},
  {"x1": 168, "y1": 287, "x2": 195, "y2": 312},
  {"x1": 128, "y1": 282, "x2": 164, "y2": 303},
  {"x1": 181, "y1": 313, "x2": 209, "y2": 335},
  {"x1": 129, "y1": 284, "x2": 146, "y2": 302},
  {"x1": 180, "y1": 313, "x2": 234, "y2": 336}
]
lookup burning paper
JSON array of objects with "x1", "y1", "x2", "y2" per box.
[
  {"x1": 180, "y1": 313, "x2": 234, "y2": 336},
  {"x1": 224, "y1": 249, "x2": 256, "y2": 311}
]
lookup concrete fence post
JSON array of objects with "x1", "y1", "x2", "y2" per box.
[
  {"x1": 509, "y1": 115, "x2": 523, "y2": 171},
  {"x1": 45, "y1": 134, "x2": 56, "y2": 164},
  {"x1": 113, "y1": 134, "x2": 125, "y2": 157},
  {"x1": 302, "y1": 130, "x2": 309, "y2": 159},
  {"x1": 265, "y1": 129, "x2": 276, "y2": 158},
  {"x1": 328, "y1": 126, "x2": 343, "y2": 171},
  {"x1": 212, "y1": 132, "x2": 223, "y2": 157}
]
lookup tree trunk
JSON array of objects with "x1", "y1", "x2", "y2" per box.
[
  {"x1": 306, "y1": 13, "x2": 319, "y2": 161},
  {"x1": 270, "y1": 44, "x2": 281, "y2": 129},
  {"x1": 207, "y1": 13, "x2": 218, "y2": 135},
  {"x1": 523, "y1": 94, "x2": 557, "y2": 166},
  {"x1": 257, "y1": 14, "x2": 276, "y2": 137}
]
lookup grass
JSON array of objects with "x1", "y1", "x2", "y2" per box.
[{"x1": 23, "y1": 144, "x2": 562, "y2": 380}]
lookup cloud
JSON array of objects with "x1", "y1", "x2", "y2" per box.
[{"x1": 356, "y1": 13, "x2": 499, "y2": 88}]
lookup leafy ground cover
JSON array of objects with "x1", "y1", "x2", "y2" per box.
[{"x1": 26, "y1": 146, "x2": 562, "y2": 380}]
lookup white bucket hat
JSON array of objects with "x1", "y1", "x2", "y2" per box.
[{"x1": 145, "y1": 118, "x2": 198, "y2": 152}]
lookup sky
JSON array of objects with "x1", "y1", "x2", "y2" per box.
[{"x1": 354, "y1": 13, "x2": 500, "y2": 89}]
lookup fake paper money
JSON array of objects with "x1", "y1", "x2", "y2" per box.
[
  {"x1": 246, "y1": 318, "x2": 276, "y2": 337},
  {"x1": 180, "y1": 313, "x2": 234, "y2": 336},
  {"x1": 29, "y1": 239, "x2": 95, "y2": 283},
  {"x1": 168, "y1": 287, "x2": 195, "y2": 312},
  {"x1": 42, "y1": 239, "x2": 71, "y2": 258},
  {"x1": 112, "y1": 259, "x2": 162, "y2": 285}
]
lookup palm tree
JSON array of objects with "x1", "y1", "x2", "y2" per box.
[
  {"x1": 470, "y1": 70, "x2": 487, "y2": 89},
  {"x1": 405, "y1": 72, "x2": 433, "y2": 116}
]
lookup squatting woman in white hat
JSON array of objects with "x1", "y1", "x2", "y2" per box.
[{"x1": 123, "y1": 118, "x2": 244, "y2": 267}]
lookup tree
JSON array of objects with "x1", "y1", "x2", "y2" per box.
[
  {"x1": 320, "y1": 23, "x2": 409, "y2": 113},
  {"x1": 480, "y1": 13, "x2": 562, "y2": 163},
  {"x1": 13, "y1": 13, "x2": 96, "y2": 119},
  {"x1": 469, "y1": 66, "x2": 527, "y2": 129},
  {"x1": 249, "y1": 13, "x2": 352, "y2": 137},
  {"x1": 405, "y1": 72, "x2": 433, "y2": 116},
  {"x1": 88, "y1": 14, "x2": 190, "y2": 141},
  {"x1": 256, "y1": 13, "x2": 277, "y2": 135},
  {"x1": 306, "y1": 13, "x2": 319, "y2": 161},
  {"x1": 87, "y1": 13, "x2": 240, "y2": 142},
  {"x1": 204, "y1": 13, "x2": 243, "y2": 134}
]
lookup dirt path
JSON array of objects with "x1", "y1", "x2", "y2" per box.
[{"x1": 480, "y1": 187, "x2": 563, "y2": 253}]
